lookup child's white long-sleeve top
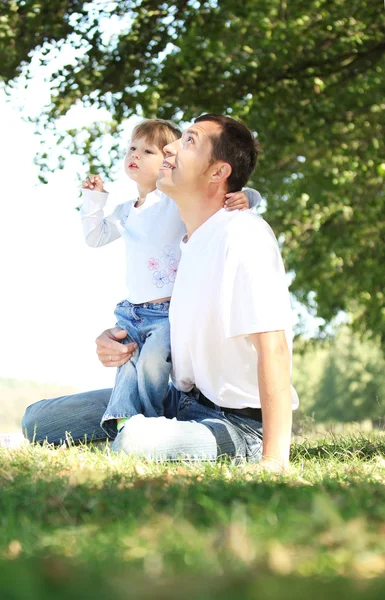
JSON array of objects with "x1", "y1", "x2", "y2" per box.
[{"x1": 80, "y1": 187, "x2": 261, "y2": 304}]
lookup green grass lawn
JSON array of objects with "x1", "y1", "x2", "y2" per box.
[{"x1": 1, "y1": 434, "x2": 385, "y2": 599}]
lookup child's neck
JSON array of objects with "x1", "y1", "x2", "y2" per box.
[{"x1": 135, "y1": 183, "x2": 157, "y2": 207}]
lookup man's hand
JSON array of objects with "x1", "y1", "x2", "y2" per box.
[
  {"x1": 224, "y1": 191, "x2": 250, "y2": 211},
  {"x1": 96, "y1": 327, "x2": 137, "y2": 367},
  {"x1": 258, "y1": 457, "x2": 287, "y2": 474},
  {"x1": 82, "y1": 174, "x2": 105, "y2": 192}
]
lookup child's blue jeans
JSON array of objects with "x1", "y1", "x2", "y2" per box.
[{"x1": 100, "y1": 299, "x2": 171, "y2": 437}]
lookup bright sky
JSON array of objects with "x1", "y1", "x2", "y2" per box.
[{"x1": 0, "y1": 87, "x2": 140, "y2": 391}]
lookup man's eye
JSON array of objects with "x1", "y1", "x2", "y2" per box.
[{"x1": 186, "y1": 136, "x2": 193, "y2": 144}]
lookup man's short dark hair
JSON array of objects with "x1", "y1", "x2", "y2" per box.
[{"x1": 194, "y1": 113, "x2": 260, "y2": 192}]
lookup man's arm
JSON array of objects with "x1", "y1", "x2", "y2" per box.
[
  {"x1": 250, "y1": 330, "x2": 293, "y2": 471},
  {"x1": 96, "y1": 327, "x2": 137, "y2": 367}
]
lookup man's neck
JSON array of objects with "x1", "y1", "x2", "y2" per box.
[
  {"x1": 179, "y1": 200, "x2": 223, "y2": 239},
  {"x1": 178, "y1": 187, "x2": 226, "y2": 239}
]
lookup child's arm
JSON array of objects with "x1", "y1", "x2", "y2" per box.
[
  {"x1": 80, "y1": 174, "x2": 130, "y2": 247},
  {"x1": 224, "y1": 188, "x2": 262, "y2": 211}
]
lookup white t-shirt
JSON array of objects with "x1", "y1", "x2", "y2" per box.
[
  {"x1": 169, "y1": 208, "x2": 299, "y2": 409},
  {"x1": 80, "y1": 187, "x2": 262, "y2": 304},
  {"x1": 80, "y1": 188, "x2": 185, "y2": 303}
]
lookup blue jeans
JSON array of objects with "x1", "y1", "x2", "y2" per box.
[
  {"x1": 101, "y1": 299, "x2": 171, "y2": 437},
  {"x1": 22, "y1": 386, "x2": 263, "y2": 462}
]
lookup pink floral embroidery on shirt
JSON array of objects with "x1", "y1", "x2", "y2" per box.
[
  {"x1": 148, "y1": 258, "x2": 159, "y2": 271},
  {"x1": 153, "y1": 270, "x2": 170, "y2": 288},
  {"x1": 167, "y1": 258, "x2": 179, "y2": 283}
]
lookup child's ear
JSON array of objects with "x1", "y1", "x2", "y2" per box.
[{"x1": 210, "y1": 162, "x2": 232, "y2": 184}]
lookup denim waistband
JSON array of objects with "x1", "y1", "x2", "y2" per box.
[{"x1": 119, "y1": 299, "x2": 170, "y2": 312}]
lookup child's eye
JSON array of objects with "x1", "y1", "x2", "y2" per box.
[
  {"x1": 129, "y1": 146, "x2": 136, "y2": 151},
  {"x1": 145, "y1": 149, "x2": 153, "y2": 154}
]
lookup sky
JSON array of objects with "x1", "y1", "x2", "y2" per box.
[{"x1": 0, "y1": 86, "x2": 140, "y2": 392}]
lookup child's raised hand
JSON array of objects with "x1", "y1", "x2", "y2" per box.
[
  {"x1": 224, "y1": 191, "x2": 250, "y2": 211},
  {"x1": 82, "y1": 174, "x2": 105, "y2": 192}
]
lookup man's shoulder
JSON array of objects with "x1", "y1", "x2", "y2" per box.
[{"x1": 225, "y1": 210, "x2": 279, "y2": 248}]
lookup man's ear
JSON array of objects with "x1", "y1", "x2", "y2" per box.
[{"x1": 210, "y1": 162, "x2": 232, "y2": 184}]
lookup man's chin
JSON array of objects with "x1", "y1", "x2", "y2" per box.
[{"x1": 157, "y1": 172, "x2": 172, "y2": 192}]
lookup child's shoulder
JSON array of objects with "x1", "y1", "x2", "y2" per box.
[
  {"x1": 151, "y1": 189, "x2": 180, "y2": 210},
  {"x1": 152, "y1": 189, "x2": 172, "y2": 203},
  {"x1": 111, "y1": 198, "x2": 136, "y2": 221}
]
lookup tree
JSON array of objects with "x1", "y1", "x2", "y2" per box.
[
  {"x1": 293, "y1": 328, "x2": 385, "y2": 424},
  {"x1": 1, "y1": 0, "x2": 385, "y2": 346},
  {"x1": 0, "y1": 1, "x2": 89, "y2": 81}
]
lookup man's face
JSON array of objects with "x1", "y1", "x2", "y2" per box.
[{"x1": 157, "y1": 121, "x2": 222, "y2": 201}]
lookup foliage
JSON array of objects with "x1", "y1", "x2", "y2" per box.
[
  {"x1": 0, "y1": 0, "x2": 88, "y2": 81},
  {"x1": 1, "y1": 1, "x2": 385, "y2": 344},
  {"x1": 293, "y1": 328, "x2": 385, "y2": 423}
]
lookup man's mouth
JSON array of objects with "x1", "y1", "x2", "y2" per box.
[{"x1": 161, "y1": 160, "x2": 175, "y2": 170}]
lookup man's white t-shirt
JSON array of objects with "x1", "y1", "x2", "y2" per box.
[
  {"x1": 169, "y1": 208, "x2": 299, "y2": 409},
  {"x1": 80, "y1": 187, "x2": 262, "y2": 304}
]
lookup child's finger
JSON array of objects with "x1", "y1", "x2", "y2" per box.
[
  {"x1": 225, "y1": 196, "x2": 244, "y2": 207},
  {"x1": 226, "y1": 200, "x2": 248, "y2": 211},
  {"x1": 225, "y1": 192, "x2": 244, "y2": 202},
  {"x1": 89, "y1": 174, "x2": 104, "y2": 191}
]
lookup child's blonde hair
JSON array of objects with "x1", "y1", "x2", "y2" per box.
[{"x1": 131, "y1": 119, "x2": 182, "y2": 154}]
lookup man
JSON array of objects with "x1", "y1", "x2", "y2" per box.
[{"x1": 23, "y1": 114, "x2": 298, "y2": 471}]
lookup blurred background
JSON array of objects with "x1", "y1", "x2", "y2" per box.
[{"x1": 1, "y1": 0, "x2": 384, "y2": 434}]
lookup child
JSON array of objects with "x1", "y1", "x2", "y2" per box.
[{"x1": 80, "y1": 119, "x2": 261, "y2": 438}]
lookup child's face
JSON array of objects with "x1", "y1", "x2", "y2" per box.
[{"x1": 124, "y1": 136, "x2": 164, "y2": 189}]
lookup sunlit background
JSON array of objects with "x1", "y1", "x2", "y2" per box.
[{"x1": 0, "y1": 85, "x2": 140, "y2": 393}]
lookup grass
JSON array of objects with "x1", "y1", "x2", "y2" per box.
[{"x1": 1, "y1": 433, "x2": 385, "y2": 599}]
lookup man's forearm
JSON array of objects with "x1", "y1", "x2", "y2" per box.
[
  {"x1": 258, "y1": 353, "x2": 292, "y2": 467},
  {"x1": 251, "y1": 332, "x2": 293, "y2": 468}
]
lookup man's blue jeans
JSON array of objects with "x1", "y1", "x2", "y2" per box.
[
  {"x1": 101, "y1": 300, "x2": 171, "y2": 437},
  {"x1": 22, "y1": 386, "x2": 263, "y2": 462}
]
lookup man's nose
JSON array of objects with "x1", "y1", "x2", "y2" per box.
[{"x1": 163, "y1": 140, "x2": 177, "y2": 156}]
